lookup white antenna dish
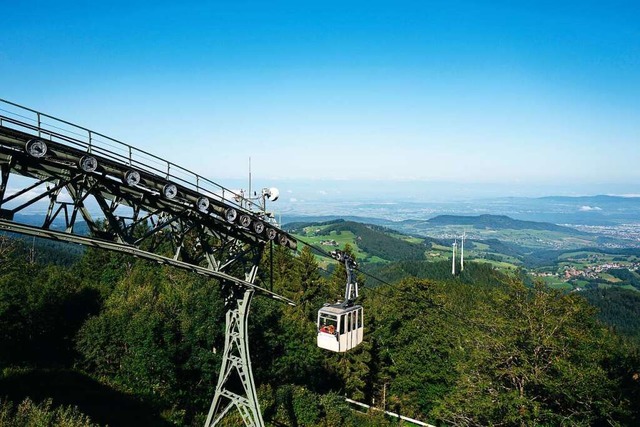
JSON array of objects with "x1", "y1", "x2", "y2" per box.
[{"x1": 263, "y1": 187, "x2": 279, "y2": 201}]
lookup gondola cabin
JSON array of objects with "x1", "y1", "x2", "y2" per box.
[{"x1": 317, "y1": 304, "x2": 363, "y2": 353}]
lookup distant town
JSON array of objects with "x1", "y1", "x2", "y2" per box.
[{"x1": 531, "y1": 262, "x2": 640, "y2": 281}]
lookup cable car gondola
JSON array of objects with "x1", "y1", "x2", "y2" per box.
[{"x1": 317, "y1": 250, "x2": 363, "y2": 352}]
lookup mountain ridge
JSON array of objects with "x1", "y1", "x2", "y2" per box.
[{"x1": 421, "y1": 214, "x2": 587, "y2": 235}]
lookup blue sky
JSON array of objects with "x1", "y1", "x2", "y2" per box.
[{"x1": 2, "y1": 1, "x2": 639, "y2": 200}]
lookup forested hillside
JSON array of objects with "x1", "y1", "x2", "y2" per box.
[
  {"x1": 581, "y1": 287, "x2": 640, "y2": 342},
  {"x1": 1, "y1": 235, "x2": 639, "y2": 426},
  {"x1": 286, "y1": 219, "x2": 431, "y2": 262},
  {"x1": 363, "y1": 259, "x2": 507, "y2": 285},
  {"x1": 317, "y1": 220, "x2": 428, "y2": 261}
]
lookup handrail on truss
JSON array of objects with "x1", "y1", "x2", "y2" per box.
[{"x1": 0, "y1": 98, "x2": 264, "y2": 215}]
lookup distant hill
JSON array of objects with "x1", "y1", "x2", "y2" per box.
[
  {"x1": 282, "y1": 215, "x2": 391, "y2": 227},
  {"x1": 286, "y1": 219, "x2": 432, "y2": 263},
  {"x1": 480, "y1": 238, "x2": 529, "y2": 259},
  {"x1": 284, "y1": 218, "x2": 348, "y2": 232},
  {"x1": 322, "y1": 220, "x2": 430, "y2": 261},
  {"x1": 538, "y1": 195, "x2": 640, "y2": 204},
  {"x1": 423, "y1": 214, "x2": 586, "y2": 235}
]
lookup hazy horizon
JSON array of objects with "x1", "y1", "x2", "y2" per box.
[{"x1": 218, "y1": 176, "x2": 640, "y2": 204}]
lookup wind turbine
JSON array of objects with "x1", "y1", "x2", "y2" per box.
[
  {"x1": 460, "y1": 231, "x2": 465, "y2": 272},
  {"x1": 452, "y1": 239, "x2": 457, "y2": 276}
]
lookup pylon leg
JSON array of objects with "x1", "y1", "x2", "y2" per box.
[{"x1": 205, "y1": 284, "x2": 264, "y2": 427}]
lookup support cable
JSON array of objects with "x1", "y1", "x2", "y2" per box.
[{"x1": 294, "y1": 237, "x2": 394, "y2": 288}]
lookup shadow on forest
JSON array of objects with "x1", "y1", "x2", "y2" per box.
[{"x1": 0, "y1": 368, "x2": 173, "y2": 426}]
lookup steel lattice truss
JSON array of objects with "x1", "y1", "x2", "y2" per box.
[
  {"x1": 0, "y1": 99, "x2": 298, "y2": 426},
  {"x1": 0, "y1": 98, "x2": 296, "y2": 303}
]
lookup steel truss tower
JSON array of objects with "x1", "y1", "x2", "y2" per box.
[
  {"x1": 206, "y1": 281, "x2": 264, "y2": 426},
  {"x1": 0, "y1": 99, "x2": 295, "y2": 427}
]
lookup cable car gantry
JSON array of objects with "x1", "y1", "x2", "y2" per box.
[
  {"x1": 0, "y1": 98, "x2": 298, "y2": 427},
  {"x1": 317, "y1": 249, "x2": 364, "y2": 352}
]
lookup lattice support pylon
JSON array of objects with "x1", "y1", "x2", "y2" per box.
[{"x1": 205, "y1": 265, "x2": 265, "y2": 427}]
